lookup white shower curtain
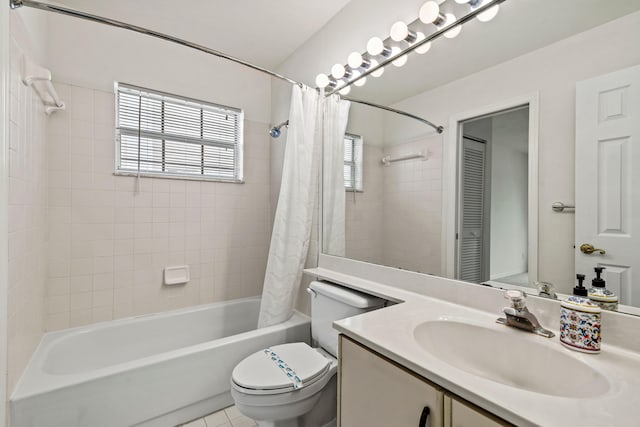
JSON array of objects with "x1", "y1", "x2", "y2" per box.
[
  {"x1": 258, "y1": 85, "x2": 322, "y2": 328},
  {"x1": 322, "y1": 95, "x2": 351, "y2": 257}
]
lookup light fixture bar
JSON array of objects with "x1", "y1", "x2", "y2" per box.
[{"x1": 325, "y1": 0, "x2": 508, "y2": 96}]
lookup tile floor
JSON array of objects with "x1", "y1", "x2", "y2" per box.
[{"x1": 181, "y1": 405, "x2": 257, "y2": 427}]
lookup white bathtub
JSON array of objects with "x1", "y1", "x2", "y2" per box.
[{"x1": 10, "y1": 297, "x2": 310, "y2": 427}]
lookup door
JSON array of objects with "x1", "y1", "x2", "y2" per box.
[
  {"x1": 575, "y1": 65, "x2": 640, "y2": 306},
  {"x1": 339, "y1": 336, "x2": 444, "y2": 427},
  {"x1": 445, "y1": 395, "x2": 512, "y2": 427},
  {"x1": 457, "y1": 137, "x2": 488, "y2": 283}
]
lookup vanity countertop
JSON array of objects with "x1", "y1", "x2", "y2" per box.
[{"x1": 312, "y1": 268, "x2": 640, "y2": 427}]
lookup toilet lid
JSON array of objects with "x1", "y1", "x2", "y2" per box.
[{"x1": 232, "y1": 342, "x2": 330, "y2": 392}]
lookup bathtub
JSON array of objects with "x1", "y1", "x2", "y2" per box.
[{"x1": 10, "y1": 297, "x2": 310, "y2": 427}]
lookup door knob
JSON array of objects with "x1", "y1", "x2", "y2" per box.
[{"x1": 580, "y1": 243, "x2": 606, "y2": 255}]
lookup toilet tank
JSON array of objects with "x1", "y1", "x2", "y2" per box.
[{"x1": 309, "y1": 281, "x2": 385, "y2": 357}]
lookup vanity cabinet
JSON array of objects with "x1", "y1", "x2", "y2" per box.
[
  {"x1": 339, "y1": 335, "x2": 444, "y2": 427},
  {"x1": 338, "y1": 336, "x2": 512, "y2": 427},
  {"x1": 445, "y1": 394, "x2": 512, "y2": 427}
]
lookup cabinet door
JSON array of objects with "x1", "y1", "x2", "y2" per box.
[
  {"x1": 446, "y1": 395, "x2": 512, "y2": 427},
  {"x1": 339, "y1": 336, "x2": 444, "y2": 427}
]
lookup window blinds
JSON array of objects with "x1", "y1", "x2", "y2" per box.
[
  {"x1": 116, "y1": 82, "x2": 244, "y2": 181},
  {"x1": 344, "y1": 133, "x2": 363, "y2": 191}
]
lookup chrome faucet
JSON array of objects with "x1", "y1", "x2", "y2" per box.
[
  {"x1": 496, "y1": 290, "x2": 555, "y2": 338},
  {"x1": 536, "y1": 281, "x2": 558, "y2": 300}
]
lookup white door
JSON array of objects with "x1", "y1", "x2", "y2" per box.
[{"x1": 575, "y1": 65, "x2": 640, "y2": 306}]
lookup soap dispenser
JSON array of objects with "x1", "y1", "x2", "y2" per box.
[
  {"x1": 588, "y1": 267, "x2": 618, "y2": 311},
  {"x1": 560, "y1": 274, "x2": 601, "y2": 353}
]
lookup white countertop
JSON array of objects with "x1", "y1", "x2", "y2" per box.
[{"x1": 310, "y1": 268, "x2": 640, "y2": 427}]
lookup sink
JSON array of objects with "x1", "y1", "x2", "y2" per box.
[{"x1": 413, "y1": 320, "x2": 609, "y2": 398}]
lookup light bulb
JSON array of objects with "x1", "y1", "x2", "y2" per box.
[
  {"x1": 347, "y1": 51, "x2": 364, "y2": 69},
  {"x1": 391, "y1": 47, "x2": 408, "y2": 67},
  {"x1": 366, "y1": 37, "x2": 386, "y2": 56},
  {"x1": 476, "y1": 0, "x2": 500, "y2": 22},
  {"x1": 338, "y1": 86, "x2": 351, "y2": 96},
  {"x1": 331, "y1": 63, "x2": 346, "y2": 79},
  {"x1": 315, "y1": 73, "x2": 329, "y2": 88},
  {"x1": 369, "y1": 59, "x2": 385, "y2": 78},
  {"x1": 413, "y1": 32, "x2": 432, "y2": 54},
  {"x1": 419, "y1": 1, "x2": 440, "y2": 24},
  {"x1": 351, "y1": 70, "x2": 366, "y2": 87},
  {"x1": 390, "y1": 21, "x2": 409, "y2": 42},
  {"x1": 443, "y1": 13, "x2": 462, "y2": 39}
]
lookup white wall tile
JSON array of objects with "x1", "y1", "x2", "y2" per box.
[
  {"x1": 69, "y1": 309, "x2": 92, "y2": 327},
  {"x1": 70, "y1": 275, "x2": 93, "y2": 293},
  {"x1": 44, "y1": 84, "x2": 270, "y2": 332},
  {"x1": 93, "y1": 273, "x2": 114, "y2": 291},
  {"x1": 47, "y1": 295, "x2": 69, "y2": 314},
  {"x1": 47, "y1": 278, "x2": 70, "y2": 296},
  {"x1": 92, "y1": 289, "x2": 113, "y2": 308},
  {"x1": 45, "y1": 312, "x2": 70, "y2": 332},
  {"x1": 91, "y1": 307, "x2": 113, "y2": 323},
  {"x1": 70, "y1": 292, "x2": 92, "y2": 310}
]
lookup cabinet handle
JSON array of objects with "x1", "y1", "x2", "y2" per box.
[{"x1": 418, "y1": 406, "x2": 430, "y2": 427}]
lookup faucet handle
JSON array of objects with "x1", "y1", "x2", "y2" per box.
[{"x1": 504, "y1": 289, "x2": 527, "y2": 310}]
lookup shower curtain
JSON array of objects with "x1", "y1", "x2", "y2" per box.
[
  {"x1": 258, "y1": 87, "x2": 352, "y2": 328},
  {"x1": 322, "y1": 95, "x2": 351, "y2": 257},
  {"x1": 258, "y1": 85, "x2": 322, "y2": 328}
]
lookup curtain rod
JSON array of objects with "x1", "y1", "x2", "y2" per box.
[
  {"x1": 10, "y1": 0, "x2": 444, "y2": 134},
  {"x1": 345, "y1": 97, "x2": 443, "y2": 133},
  {"x1": 9, "y1": 0, "x2": 301, "y2": 87}
]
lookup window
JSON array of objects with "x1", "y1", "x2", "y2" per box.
[
  {"x1": 344, "y1": 133, "x2": 363, "y2": 191},
  {"x1": 115, "y1": 82, "x2": 244, "y2": 182}
]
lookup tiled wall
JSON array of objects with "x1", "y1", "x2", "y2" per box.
[
  {"x1": 7, "y1": 37, "x2": 48, "y2": 392},
  {"x1": 45, "y1": 83, "x2": 271, "y2": 331},
  {"x1": 345, "y1": 144, "x2": 384, "y2": 265},
  {"x1": 342, "y1": 137, "x2": 442, "y2": 276},
  {"x1": 382, "y1": 137, "x2": 442, "y2": 275}
]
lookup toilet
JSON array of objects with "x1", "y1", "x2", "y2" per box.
[{"x1": 230, "y1": 281, "x2": 385, "y2": 427}]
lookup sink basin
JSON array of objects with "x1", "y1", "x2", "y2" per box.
[{"x1": 413, "y1": 320, "x2": 609, "y2": 398}]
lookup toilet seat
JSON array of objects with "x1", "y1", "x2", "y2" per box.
[{"x1": 231, "y1": 343, "x2": 332, "y2": 395}]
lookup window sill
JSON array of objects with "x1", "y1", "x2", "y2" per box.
[{"x1": 113, "y1": 171, "x2": 244, "y2": 184}]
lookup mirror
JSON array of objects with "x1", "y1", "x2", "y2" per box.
[
  {"x1": 458, "y1": 106, "x2": 530, "y2": 286},
  {"x1": 320, "y1": 0, "x2": 640, "y2": 313}
]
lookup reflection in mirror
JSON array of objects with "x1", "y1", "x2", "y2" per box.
[
  {"x1": 458, "y1": 106, "x2": 529, "y2": 287},
  {"x1": 324, "y1": 104, "x2": 443, "y2": 276},
  {"x1": 319, "y1": 1, "x2": 640, "y2": 314}
]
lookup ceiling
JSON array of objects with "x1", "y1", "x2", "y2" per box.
[
  {"x1": 50, "y1": 0, "x2": 352, "y2": 69},
  {"x1": 47, "y1": 0, "x2": 640, "y2": 107}
]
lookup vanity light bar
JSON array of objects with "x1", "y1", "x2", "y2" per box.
[{"x1": 320, "y1": 0, "x2": 508, "y2": 96}]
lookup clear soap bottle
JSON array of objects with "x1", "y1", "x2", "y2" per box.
[{"x1": 588, "y1": 267, "x2": 618, "y2": 311}]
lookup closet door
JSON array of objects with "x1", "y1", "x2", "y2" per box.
[{"x1": 457, "y1": 137, "x2": 487, "y2": 283}]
